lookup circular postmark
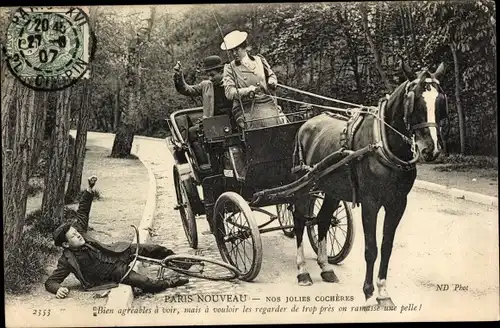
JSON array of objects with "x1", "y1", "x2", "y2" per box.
[{"x1": 4, "y1": 7, "x2": 91, "y2": 91}]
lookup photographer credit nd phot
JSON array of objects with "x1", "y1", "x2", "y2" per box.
[{"x1": 2, "y1": 2, "x2": 498, "y2": 327}]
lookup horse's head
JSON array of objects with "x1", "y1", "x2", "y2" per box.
[{"x1": 401, "y1": 61, "x2": 448, "y2": 162}]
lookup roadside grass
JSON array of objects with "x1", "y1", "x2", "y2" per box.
[
  {"x1": 432, "y1": 154, "x2": 497, "y2": 171},
  {"x1": 417, "y1": 153, "x2": 498, "y2": 197}
]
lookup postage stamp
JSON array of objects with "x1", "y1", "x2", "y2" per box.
[{"x1": 3, "y1": 7, "x2": 91, "y2": 91}]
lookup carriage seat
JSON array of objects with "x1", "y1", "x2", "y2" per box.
[
  {"x1": 174, "y1": 111, "x2": 204, "y2": 144},
  {"x1": 174, "y1": 111, "x2": 210, "y2": 172}
]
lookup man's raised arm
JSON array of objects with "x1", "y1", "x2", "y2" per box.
[
  {"x1": 173, "y1": 61, "x2": 203, "y2": 97},
  {"x1": 74, "y1": 176, "x2": 97, "y2": 234}
]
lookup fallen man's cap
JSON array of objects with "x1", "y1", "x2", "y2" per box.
[{"x1": 53, "y1": 222, "x2": 73, "y2": 246}]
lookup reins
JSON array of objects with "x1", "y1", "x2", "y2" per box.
[{"x1": 271, "y1": 84, "x2": 415, "y2": 146}]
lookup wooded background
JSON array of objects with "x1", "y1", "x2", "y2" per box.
[
  {"x1": 86, "y1": 1, "x2": 496, "y2": 156},
  {"x1": 0, "y1": 2, "x2": 497, "y2": 287}
]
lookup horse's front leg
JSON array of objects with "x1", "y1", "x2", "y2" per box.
[
  {"x1": 293, "y1": 198, "x2": 313, "y2": 286},
  {"x1": 377, "y1": 196, "x2": 407, "y2": 307},
  {"x1": 316, "y1": 196, "x2": 339, "y2": 283},
  {"x1": 361, "y1": 199, "x2": 382, "y2": 300}
]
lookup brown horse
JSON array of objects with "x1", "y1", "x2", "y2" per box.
[{"x1": 291, "y1": 62, "x2": 447, "y2": 306}]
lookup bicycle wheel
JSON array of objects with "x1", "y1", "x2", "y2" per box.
[
  {"x1": 306, "y1": 194, "x2": 355, "y2": 264},
  {"x1": 162, "y1": 254, "x2": 241, "y2": 281}
]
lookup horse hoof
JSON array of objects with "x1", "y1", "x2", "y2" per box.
[
  {"x1": 377, "y1": 297, "x2": 395, "y2": 308},
  {"x1": 320, "y1": 271, "x2": 339, "y2": 283},
  {"x1": 297, "y1": 273, "x2": 313, "y2": 286},
  {"x1": 363, "y1": 283, "x2": 374, "y2": 300}
]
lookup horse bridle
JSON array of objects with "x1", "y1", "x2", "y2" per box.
[{"x1": 403, "y1": 76, "x2": 449, "y2": 142}]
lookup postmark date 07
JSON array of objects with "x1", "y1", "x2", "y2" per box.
[{"x1": 33, "y1": 309, "x2": 51, "y2": 316}]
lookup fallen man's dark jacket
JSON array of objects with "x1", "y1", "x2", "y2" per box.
[{"x1": 45, "y1": 191, "x2": 132, "y2": 294}]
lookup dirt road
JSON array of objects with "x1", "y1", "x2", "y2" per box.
[{"x1": 115, "y1": 133, "x2": 498, "y2": 323}]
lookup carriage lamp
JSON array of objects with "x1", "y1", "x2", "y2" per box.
[{"x1": 224, "y1": 126, "x2": 230, "y2": 134}]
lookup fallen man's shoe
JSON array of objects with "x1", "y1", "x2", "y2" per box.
[
  {"x1": 164, "y1": 276, "x2": 189, "y2": 288},
  {"x1": 142, "y1": 277, "x2": 189, "y2": 293}
]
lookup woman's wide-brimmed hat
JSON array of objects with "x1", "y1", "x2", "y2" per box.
[
  {"x1": 201, "y1": 55, "x2": 225, "y2": 71},
  {"x1": 220, "y1": 30, "x2": 248, "y2": 50}
]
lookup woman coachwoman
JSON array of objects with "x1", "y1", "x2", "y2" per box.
[{"x1": 221, "y1": 30, "x2": 282, "y2": 129}]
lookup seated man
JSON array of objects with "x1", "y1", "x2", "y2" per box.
[
  {"x1": 45, "y1": 176, "x2": 189, "y2": 299},
  {"x1": 173, "y1": 56, "x2": 234, "y2": 169}
]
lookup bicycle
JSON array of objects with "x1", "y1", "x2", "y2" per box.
[{"x1": 121, "y1": 225, "x2": 242, "y2": 282}]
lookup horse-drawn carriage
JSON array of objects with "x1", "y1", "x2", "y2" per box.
[
  {"x1": 165, "y1": 62, "x2": 448, "y2": 306},
  {"x1": 165, "y1": 106, "x2": 355, "y2": 281}
]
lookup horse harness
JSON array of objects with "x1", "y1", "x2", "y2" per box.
[{"x1": 291, "y1": 75, "x2": 447, "y2": 207}]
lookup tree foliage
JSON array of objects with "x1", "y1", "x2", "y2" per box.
[{"x1": 1, "y1": 2, "x2": 496, "y2": 154}]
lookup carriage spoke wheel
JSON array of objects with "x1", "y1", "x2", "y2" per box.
[
  {"x1": 214, "y1": 192, "x2": 262, "y2": 282},
  {"x1": 276, "y1": 204, "x2": 295, "y2": 238},
  {"x1": 306, "y1": 194, "x2": 354, "y2": 264},
  {"x1": 173, "y1": 166, "x2": 198, "y2": 249}
]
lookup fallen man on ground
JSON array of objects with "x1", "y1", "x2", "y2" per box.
[{"x1": 45, "y1": 176, "x2": 189, "y2": 299}]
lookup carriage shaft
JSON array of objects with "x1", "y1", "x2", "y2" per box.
[{"x1": 250, "y1": 145, "x2": 376, "y2": 207}]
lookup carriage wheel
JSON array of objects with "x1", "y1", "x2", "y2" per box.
[
  {"x1": 214, "y1": 192, "x2": 262, "y2": 282},
  {"x1": 306, "y1": 194, "x2": 354, "y2": 264},
  {"x1": 173, "y1": 166, "x2": 198, "y2": 249},
  {"x1": 276, "y1": 204, "x2": 295, "y2": 238}
]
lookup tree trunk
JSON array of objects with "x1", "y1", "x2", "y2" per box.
[
  {"x1": 360, "y1": 3, "x2": 392, "y2": 92},
  {"x1": 113, "y1": 78, "x2": 121, "y2": 131},
  {"x1": 111, "y1": 123, "x2": 136, "y2": 157},
  {"x1": 111, "y1": 20, "x2": 146, "y2": 157},
  {"x1": 316, "y1": 50, "x2": 323, "y2": 91},
  {"x1": 31, "y1": 92, "x2": 48, "y2": 170},
  {"x1": 407, "y1": 3, "x2": 419, "y2": 59},
  {"x1": 65, "y1": 79, "x2": 91, "y2": 203},
  {"x1": 111, "y1": 7, "x2": 155, "y2": 157},
  {"x1": 338, "y1": 10, "x2": 364, "y2": 103},
  {"x1": 329, "y1": 56, "x2": 335, "y2": 90},
  {"x1": 3, "y1": 78, "x2": 37, "y2": 247},
  {"x1": 450, "y1": 42, "x2": 466, "y2": 154},
  {"x1": 1, "y1": 67, "x2": 16, "y2": 248},
  {"x1": 308, "y1": 56, "x2": 314, "y2": 87},
  {"x1": 111, "y1": 68, "x2": 137, "y2": 158},
  {"x1": 399, "y1": 4, "x2": 407, "y2": 58},
  {"x1": 41, "y1": 88, "x2": 72, "y2": 227}
]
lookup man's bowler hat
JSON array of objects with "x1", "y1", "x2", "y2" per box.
[{"x1": 202, "y1": 55, "x2": 225, "y2": 71}]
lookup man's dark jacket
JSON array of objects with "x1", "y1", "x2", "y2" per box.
[{"x1": 45, "y1": 191, "x2": 132, "y2": 294}]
